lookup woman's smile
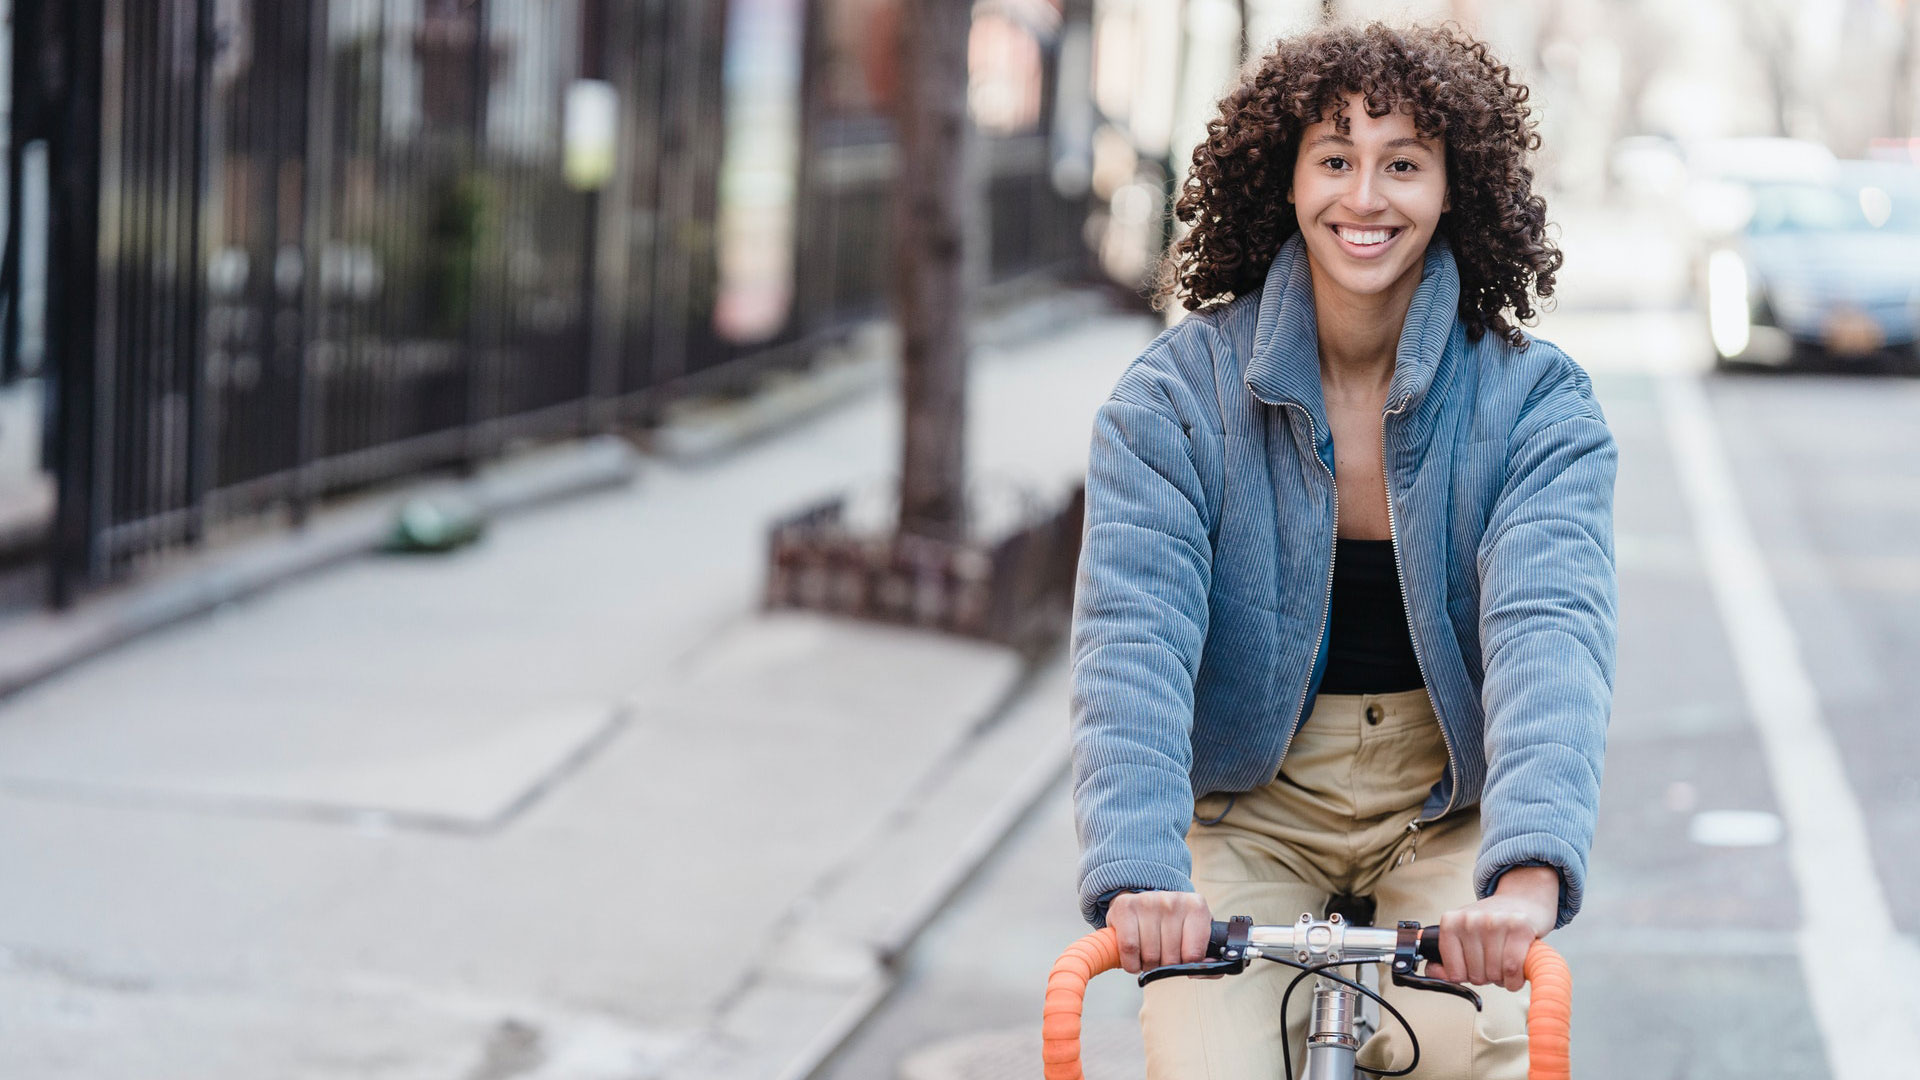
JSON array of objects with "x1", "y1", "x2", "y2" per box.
[{"x1": 1329, "y1": 223, "x2": 1405, "y2": 258}]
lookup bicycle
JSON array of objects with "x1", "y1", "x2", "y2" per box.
[{"x1": 1042, "y1": 912, "x2": 1571, "y2": 1080}]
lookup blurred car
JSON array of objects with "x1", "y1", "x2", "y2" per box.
[
  {"x1": 1705, "y1": 159, "x2": 1920, "y2": 369},
  {"x1": 1670, "y1": 138, "x2": 1838, "y2": 310},
  {"x1": 1683, "y1": 137, "x2": 1838, "y2": 240}
]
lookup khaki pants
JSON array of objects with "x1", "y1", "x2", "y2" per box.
[{"x1": 1141, "y1": 690, "x2": 1528, "y2": 1079}]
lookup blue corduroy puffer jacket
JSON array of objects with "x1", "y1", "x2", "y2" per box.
[{"x1": 1071, "y1": 232, "x2": 1617, "y2": 931}]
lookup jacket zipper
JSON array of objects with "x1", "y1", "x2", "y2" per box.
[
  {"x1": 1397, "y1": 817, "x2": 1423, "y2": 867},
  {"x1": 1382, "y1": 392, "x2": 1460, "y2": 825},
  {"x1": 1273, "y1": 401, "x2": 1339, "y2": 779}
]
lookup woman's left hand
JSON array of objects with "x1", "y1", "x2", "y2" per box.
[{"x1": 1426, "y1": 865, "x2": 1559, "y2": 992}]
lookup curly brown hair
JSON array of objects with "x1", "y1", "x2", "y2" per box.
[{"x1": 1163, "y1": 22, "x2": 1560, "y2": 347}]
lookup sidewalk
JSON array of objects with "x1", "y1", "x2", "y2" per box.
[{"x1": 0, "y1": 308, "x2": 1159, "y2": 1079}]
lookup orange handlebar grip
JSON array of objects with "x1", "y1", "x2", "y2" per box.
[
  {"x1": 1041, "y1": 927, "x2": 1122, "y2": 1080},
  {"x1": 1524, "y1": 939, "x2": 1572, "y2": 1080}
]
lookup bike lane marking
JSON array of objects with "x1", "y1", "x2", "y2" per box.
[{"x1": 1659, "y1": 371, "x2": 1920, "y2": 1078}]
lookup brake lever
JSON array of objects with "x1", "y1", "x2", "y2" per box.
[
  {"x1": 1137, "y1": 957, "x2": 1247, "y2": 986},
  {"x1": 1389, "y1": 968, "x2": 1483, "y2": 1010},
  {"x1": 1137, "y1": 914, "x2": 1254, "y2": 987},
  {"x1": 1391, "y1": 919, "x2": 1483, "y2": 1011}
]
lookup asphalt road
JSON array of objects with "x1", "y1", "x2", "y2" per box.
[{"x1": 816, "y1": 304, "x2": 1920, "y2": 1080}]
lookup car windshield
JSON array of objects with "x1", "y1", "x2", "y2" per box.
[{"x1": 1747, "y1": 179, "x2": 1920, "y2": 234}]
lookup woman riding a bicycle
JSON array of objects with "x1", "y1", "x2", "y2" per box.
[{"x1": 1070, "y1": 22, "x2": 1616, "y2": 1079}]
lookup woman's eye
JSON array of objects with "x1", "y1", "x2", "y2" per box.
[
  {"x1": 1321, "y1": 156, "x2": 1349, "y2": 171},
  {"x1": 1388, "y1": 160, "x2": 1418, "y2": 173}
]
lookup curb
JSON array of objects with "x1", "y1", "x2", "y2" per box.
[
  {"x1": 784, "y1": 742, "x2": 1070, "y2": 1080},
  {"x1": 0, "y1": 436, "x2": 638, "y2": 700},
  {"x1": 658, "y1": 656, "x2": 1073, "y2": 1080}
]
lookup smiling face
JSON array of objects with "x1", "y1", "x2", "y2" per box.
[{"x1": 1289, "y1": 93, "x2": 1449, "y2": 305}]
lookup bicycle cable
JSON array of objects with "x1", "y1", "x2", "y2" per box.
[{"x1": 1265, "y1": 955, "x2": 1421, "y2": 1080}]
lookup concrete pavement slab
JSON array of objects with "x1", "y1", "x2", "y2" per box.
[
  {"x1": 901, "y1": 1019, "x2": 1143, "y2": 1080},
  {"x1": 0, "y1": 700, "x2": 620, "y2": 828},
  {"x1": 0, "y1": 955, "x2": 687, "y2": 1080}
]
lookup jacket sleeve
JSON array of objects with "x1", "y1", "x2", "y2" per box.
[
  {"x1": 1070, "y1": 390, "x2": 1213, "y2": 928},
  {"x1": 1474, "y1": 402, "x2": 1618, "y2": 930}
]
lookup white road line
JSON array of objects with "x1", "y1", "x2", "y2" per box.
[{"x1": 1658, "y1": 372, "x2": 1920, "y2": 1078}]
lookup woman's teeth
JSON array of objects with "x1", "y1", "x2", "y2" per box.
[{"x1": 1334, "y1": 225, "x2": 1397, "y2": 246}]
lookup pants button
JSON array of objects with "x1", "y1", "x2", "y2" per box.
[{"x1": 1365, "y1": 704, "x2": 1384, "y2": 725}]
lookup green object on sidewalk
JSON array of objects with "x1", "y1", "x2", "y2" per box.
[{"x1": 385, "y1": 496, "x2": 488, "y2": 553}]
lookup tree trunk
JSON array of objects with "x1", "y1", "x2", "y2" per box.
[{"x1": 893, "y1": 0, "x2": 972, "y2": 541}]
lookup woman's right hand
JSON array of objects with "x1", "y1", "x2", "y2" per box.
[{"x1": 1107, "y1": 889, "x2": 1215, "y2": 974}]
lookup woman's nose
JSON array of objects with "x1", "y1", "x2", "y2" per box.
[{"x1": 1343, "y1": 173, "x2": 1388, "y2": 215}]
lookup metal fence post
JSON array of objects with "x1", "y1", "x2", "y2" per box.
[
  {"x1": 46, "y1": 0, "x2": 106, "y2": 606},
  {"x1": 285, "y1": 0, "x2": 321, "y2": 525},
  {"x1": 461, "y1": 0, "x2": 493, "y2": 469},
  {"x1": 580, "y1": 0, "x2": 614, "y2": 432},
  {"x1": 183, "y1": 0, "x2": 216, "y2": 545}
]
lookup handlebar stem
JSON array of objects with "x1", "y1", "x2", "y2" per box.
[{"x1": 1223, "y1": 914, "x2": 1407, "y2": 966}]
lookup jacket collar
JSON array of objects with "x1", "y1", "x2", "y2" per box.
[{"x1": 1244, "y1": 231, "x2": 1462, "y2": 426}]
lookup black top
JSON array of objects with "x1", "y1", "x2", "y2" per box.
[{"x1": 1319, "y1": 537, "x2": 1426, "y2": 695}]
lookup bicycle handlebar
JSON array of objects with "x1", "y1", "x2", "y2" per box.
[
  {"x1": 1203, "y1": 917, "x2": 1442, "y2": 964},
  {"x1": 1041, "y1": 918, "x2": 1572, "y2": 1080}
]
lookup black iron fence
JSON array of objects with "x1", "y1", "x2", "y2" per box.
[{"x1": 15, "y1": 0, "x2": 1091, "y2": 604}]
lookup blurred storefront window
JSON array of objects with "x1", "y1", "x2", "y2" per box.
[
  {"x1": 1087, "y1": 0, "x2": 1184, "y2": 287},
  {"x1": 1092, "y1": 0, "x2": 1180, "y2": 159},
  {"x1": 819, "y1": 0, "x2": 901, "y2": 143},
  {"x1": 970, "y1": 0, "x2": 1061, "y2": 137},
  {"x1": 715, "y1": 0, "x2": 806, "y2": 344}
]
